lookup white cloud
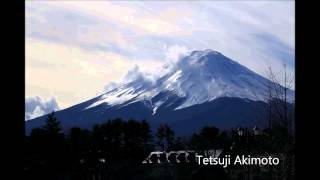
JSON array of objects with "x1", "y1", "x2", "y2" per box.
[
  {"x1": 103, "y1": 82, "x2": 118, "y2": 93},
  {"x1": 44, "y1": 1, "x2": 194, "y2": 37},
  {"x1": 25, "y1": 96, "x2": 59, "y2": 120},
  {"x1": 164, "y1": 44, "x2": 189, "y2": 64},
  {"x1": 122, "y1": 65, "x2": 158, "y2": 85}
]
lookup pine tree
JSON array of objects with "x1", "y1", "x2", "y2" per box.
[
  {"x1": 43, "y1": 111, "x2": 62, "y2": 136},
  {"x1": 156, "y1": 124, "x2": 175, "y2": 151}
]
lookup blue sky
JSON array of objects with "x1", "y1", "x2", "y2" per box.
[{"x1": 25, "y1": 1, "x2": 295, "y2": 118}]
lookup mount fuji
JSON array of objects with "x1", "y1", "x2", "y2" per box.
[{"x1": 26, "y1": 49, "x2": 294, "y2": 135}]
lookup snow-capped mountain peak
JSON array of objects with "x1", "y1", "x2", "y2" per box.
[
  {"x1": 26, "y1": 49, "x2": 295, "y2": 135},
  {"x1": 85, "y1": 49, "x2": 293, "y2": 113}
]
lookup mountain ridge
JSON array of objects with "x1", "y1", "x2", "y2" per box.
[
  {"x1": 26, "y1": 49, "x2": 294, "y2": 135},
  {"x1": 84, "y1": 49, "x2": 293, "y2": 111}
]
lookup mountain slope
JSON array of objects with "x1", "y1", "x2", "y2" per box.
[
  {"x1": 84, "y1": 49, "x2": 293, "y2": 112},
  {"x1": 26, "y1": 49, "x2": 294, "y2": 135}
]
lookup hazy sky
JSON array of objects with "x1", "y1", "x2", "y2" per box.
[{"x1": 26, "y1": 1, "x2": 295, "y2": 115}]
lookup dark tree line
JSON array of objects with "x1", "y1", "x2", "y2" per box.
[{"x1": 24, "y1": 111, "x2": 294, "y2": 180}]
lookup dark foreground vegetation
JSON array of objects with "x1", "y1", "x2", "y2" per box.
[{"x1": 23, "y1": 111, "x2": 294, "y2": 180}]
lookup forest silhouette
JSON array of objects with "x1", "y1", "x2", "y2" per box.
[{"x1": 23, "y1": 111, "x2": 294, "y2": 180}]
